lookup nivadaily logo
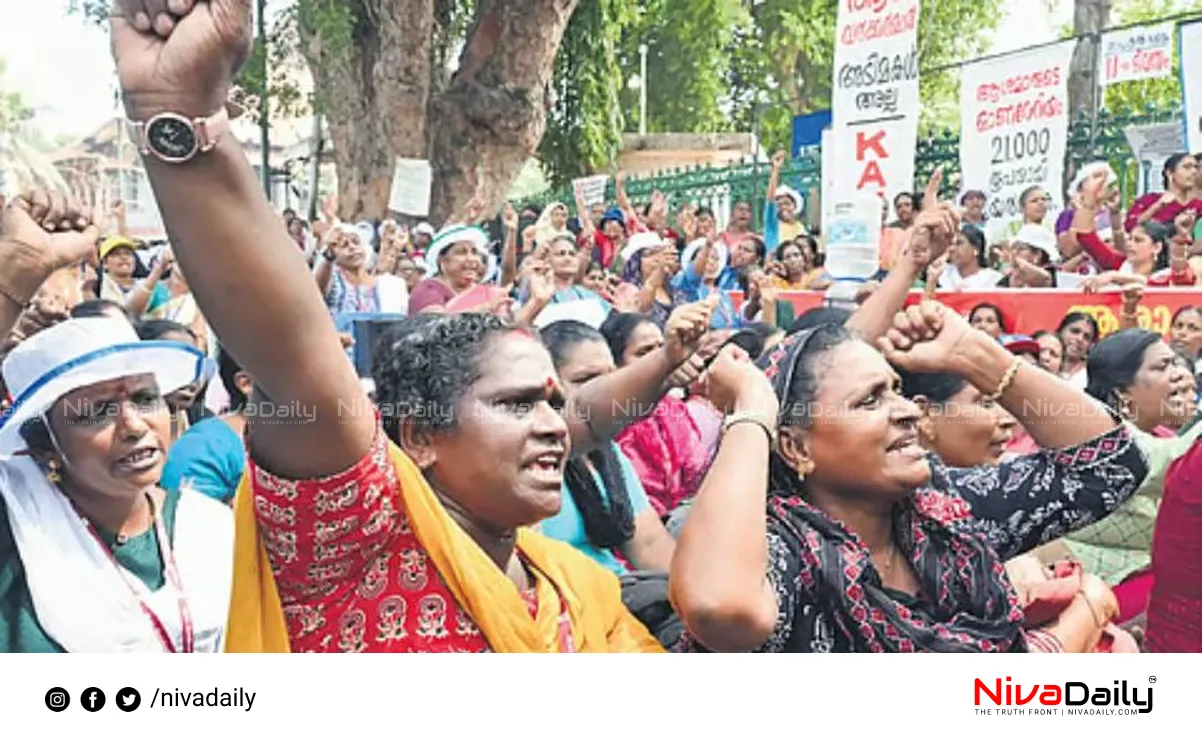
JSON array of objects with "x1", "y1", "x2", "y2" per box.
[{"x1": 974, "y1": 677, "x2": 1154, "y2": 716}]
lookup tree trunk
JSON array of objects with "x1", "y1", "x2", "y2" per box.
[
  {"x1": 307, "y1": 0, "x2": 435, "y2": 221},
  {"x1": 428, "y1": 0, "x2": 580, "y2": 224},
  {"x1": 1067, "y1": 0, "x2": 1111, "y2": 129}
]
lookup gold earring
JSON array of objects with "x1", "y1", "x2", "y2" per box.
[
  {"x1": 46, "y1": 461, "x2": 62, "y2": 484},
  {"x1": 797, "y1": 461, "x2": 814, "y2": 482}
]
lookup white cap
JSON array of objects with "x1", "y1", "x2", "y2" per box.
[
  {"x1": 681, "y1": 238, "x2": 729, "y2": 275},
  {"x1": 776, "y1": 186, "x2": 802, "y2": 209},
  {"x1": 1070, "y1": 162, "x2": 1119, "y2": 197},
  {"x1": 620, "y1": 231, "x2": 669, "y2": 262},
  {"x1": 0, "y1": 318, "x2": 209, "y2": 455},
  {"x1": 1015, "y1": 224, "x2": 1060, "y2": 263}
]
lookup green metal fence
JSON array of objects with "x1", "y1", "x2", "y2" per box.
[{"x1": 531, "y1": 103, "x2": 1184, "y2": 232}]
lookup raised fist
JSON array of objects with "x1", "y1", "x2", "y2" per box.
[
  {"x1": 0, "y1": 191, "x2": 100, "y2": 303},
  {"x1": 111, "y1": 0, "x2": 253, "y2": 119}
]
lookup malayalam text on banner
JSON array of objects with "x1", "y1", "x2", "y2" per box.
[
  {"x1": 960, "y1": 41, "x2": 1076, "y2": 225},
  {"x1": 1098, "y1": 23, "x2": 1174, "y2": 86},
  {"x1": 829, "y1": 0, "x2": 921, "y2": 203}
]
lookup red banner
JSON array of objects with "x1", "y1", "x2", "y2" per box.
[{"x1": 763, "y1": 289, "x2": 1202, "y2": 337}]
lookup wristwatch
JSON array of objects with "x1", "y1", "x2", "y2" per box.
[{"x1": 128, "y1": 108, "x2": 230, "y2": 164}]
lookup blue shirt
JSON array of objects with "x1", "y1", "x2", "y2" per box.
[
  {"x1": 671, "y1": 263, "x2": 744, "y2": 330},
  {"x1": 161, "y1": 417, "x2": 246, "y2": 504},
  {"x1": 540, "y1": 445, "x2": 653, "y2": 575},
  {"x1": 518, "y1": 284, "x2": 610, "y2": 310}
]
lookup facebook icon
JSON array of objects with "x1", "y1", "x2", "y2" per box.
[{"x1": 81, "y1": 687, "x2": 106, "y2": 712}]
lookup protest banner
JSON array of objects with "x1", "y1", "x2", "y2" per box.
[
  {"x1": 388, "y1": 158, "x2": 433, "y2": 216},
  {"x1": 572, "y1": 175, "x2": 610, "y2": 207},
  {"x1": 828, "y1": 0, "x2": 921, "y2": 206},
  {"x1": 734, "y1": 289, "x2": 1202, "y2": 338},
  {"x1": 960, "y1": 41, "x2": 1076, "y2": 226},
  {"x1": 1180, "y1": 20, "x2": 1202, "y2": 153},
  {"x1": 1098, "y1": 23, "x2": 1174, "y2": 86}
]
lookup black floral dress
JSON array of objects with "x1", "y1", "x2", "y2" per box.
[{"x1": 682, "y1": 426, "x2": 1148, "y2": 653}]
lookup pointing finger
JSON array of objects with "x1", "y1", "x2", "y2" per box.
[{"x1": 923, "y1": 167, "x2": 944, "y2": 210}]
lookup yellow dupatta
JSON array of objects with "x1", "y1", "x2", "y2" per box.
[{"x1": 224, "y1": 441, "x2": 663, "y2": 653}]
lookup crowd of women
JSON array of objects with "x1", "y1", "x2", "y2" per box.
[{"x1": 0, "y1": 0, "x2": 1200, "y2": 654}]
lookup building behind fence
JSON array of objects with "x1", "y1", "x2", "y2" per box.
[{"x1": 531, "y1": 103, "x2": 1184, "y2": 234}]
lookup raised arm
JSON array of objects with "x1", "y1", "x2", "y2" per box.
[
  {"x1": 566, "y1": 297, "x2": 717, "y2": 454},
  {"x1": 499, "y1": 203, "x2": 519, "y2": 287},
  {"x1": 0, "y1": 191, "x2": 98, "y2": 340},
  {"x1": 669, "y1": 344, "x2": 781, "y2": 652},
  {"x1": 126, "y1": 248, "x2": 171, "y2": 316},
  {"x1": 883, "y1": 304, "x2": 1148, "y2": 560},
  {"x1": 111, "y1": 1, "x2": 374, "y2": 478},
  {"x1": 847, "y1": 170, "x2": 953, "y2": 341}
]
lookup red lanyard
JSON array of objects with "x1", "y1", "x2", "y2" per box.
[
  {"x1": 520, "y1": 551, "x2": 576, "y2": 654},
  {"x1": 76, "y1": 494, "x2": 195, "y2": 653}
]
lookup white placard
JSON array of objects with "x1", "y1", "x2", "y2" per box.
[
  {"x1": 388, "y1": 158, "x2": 433, "y2": 216},
  {"x1": 823, "y1": 194, "x2": 883, "y2": 281},
  {"x1": 572, "y1": 175, "x2": 610, "y2": 207},
  {"x1": 825, "y1": 120, "x2": 918, "y2": 213},
  {"x1": 829, "y1": 0, "x2": 921, "y2": 205},
  {"x1": 960, "y1": 41, "x2": 1076, "y2": 228},
  {"x1": 1099, "y1": 23, "x2": 1174, "y2": 86},
  {"x1": 1181, "y1": 21, "x2": 1202, "y2": 153}
]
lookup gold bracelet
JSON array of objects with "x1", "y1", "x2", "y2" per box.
[
  {"x1": 1076, "y1": 589, "x2": 1106, "y2": 629},
  {"x1": 986, "y1": 359, "x2": 1023, "y2": 402},
  {"x1": 723, "y1": 412, "x2": 776, "y2": 447}
]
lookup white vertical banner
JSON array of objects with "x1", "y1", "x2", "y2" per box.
[
  {"x1": 828, "y1": 0, "x2": 921, "y2": 205},
  {"x1": 959, "y1": 41, "x2": 1076, "y2": 226},
  {"x1": 1181, "y1": 21, "x2": 1202, "y2": 153},
  {"x1": 1098, "y1": 23, "x2": 1174, "y2": 87}
]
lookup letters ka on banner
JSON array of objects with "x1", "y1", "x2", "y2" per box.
[
  {"x1": 1098, "y1": 23, "x2": 1174, "y2": 86},
  {"x1": 829, "y1": 0, "x2": 921, "y2": 203},
  {"x1": 1181, "y1": 21, "x2": 1202, "y2": 153},
  {"x1": 960, "y1": 41, "x2": 1075, "y2": 224}
]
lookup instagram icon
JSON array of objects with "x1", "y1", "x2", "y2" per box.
[{"x1": 44, "y1": 687, "x2": 70, "y2": 712}]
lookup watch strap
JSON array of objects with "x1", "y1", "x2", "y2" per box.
[{"x1": 126, "y1": 107, "x2": 231, "y2": 161}]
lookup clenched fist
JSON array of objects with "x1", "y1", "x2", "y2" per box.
[
  {"x1": 0, "y1": 191, "x2": 99, "y2": 304},
  {"x1": 111, "y1": 0, "x2": 253, "y2": 120}
]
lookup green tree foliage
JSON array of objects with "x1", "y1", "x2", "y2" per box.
[{"x1": 539, "y1": 0, "x2": 634, "y2": 187}]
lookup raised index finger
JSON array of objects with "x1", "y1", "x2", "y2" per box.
[{"x1": 922, "y1": 167, "x2": 944, "y2": 211}]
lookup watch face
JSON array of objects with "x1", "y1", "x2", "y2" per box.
[{"x1": 146, "y1": 115, "x2": 198, "y2": 162}]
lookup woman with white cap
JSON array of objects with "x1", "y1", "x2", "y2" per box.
[
  {"x1": 672, "y1": 236, "x2": 745, "y2": 330},
  {"x1": 406, "y1": 224, "x2": 498, "y2": 314},
  {"x1": 612, "y1": 231, "x2": 679, "y2": 326},
  {"x1": 0, "y1": 192, "x2": 232, "y2": 652},
  {"x1": 315, "y1": 222, "x2": 382, "y2": 315},
  {"x1": 764, "y1": 151, "x2": 807, "y2": 251},
  {"x1": 997, "y1": 224, "x2": 1057, "y2": 288}
]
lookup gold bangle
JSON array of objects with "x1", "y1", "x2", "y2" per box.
[{"x1": 986, "y1": 359, "x2": 1023, "y2": 402}]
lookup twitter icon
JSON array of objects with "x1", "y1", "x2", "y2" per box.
[{"x1": 116, "y1": 687, "x2": 141, "y2": 712}]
